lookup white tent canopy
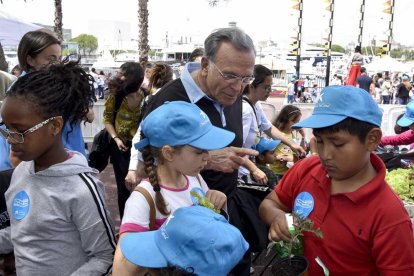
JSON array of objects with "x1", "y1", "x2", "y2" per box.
[
  {"x1": 0, "y1": 11, "x2": 40, "y2": 46},
  {"x1": 365, "y1": 55, "x2": 412, "y2": 73}
]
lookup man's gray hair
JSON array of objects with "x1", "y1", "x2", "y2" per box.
[{"x1": 204, "y1": 28, "x2": 256, "y2": 62}]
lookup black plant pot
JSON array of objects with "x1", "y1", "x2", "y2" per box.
[{"x1": 271, "y1": 255, "x2": 308, "y2": 276}]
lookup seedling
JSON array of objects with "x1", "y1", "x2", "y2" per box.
[{"x1": 267, "y1": 212, "x2": 323, "y2": 258}]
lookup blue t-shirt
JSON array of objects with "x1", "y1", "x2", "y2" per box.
[
  {"x1": 356, "y1": 74, "x2": 372, "y2": 92},
  {"x1": 0, "y1": 115, "x2": 12, "y2": 171},
  {"x1": 62, "y1": 121, "x2": 86, "y2": 156}
]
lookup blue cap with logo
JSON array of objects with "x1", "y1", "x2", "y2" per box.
[
  {"x1": 252, "y1": 137, "x2": 281, "y2": 154},
  {"x1": 397, "y1": 101, "x2": 414, "y2": 127},
  {"x1": 292, "y1": 85, "x2": 382, "y2": 129},
  {"x1": 120, "y1": 206, "x2": 249, "y2": 275},
  {"x1": 135, "y1": 101, "x2": 235, "y2": 150}
]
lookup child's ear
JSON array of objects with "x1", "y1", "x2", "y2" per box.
[
  {"x1": 50, "y1": 117, "x2": 64, "y2": 136},
  {"x1": 257, "y1": 154, "x2": 265, "y2": 162},
  {"x1": 365, "y1": 127, "x2": 382, "y2": 151},
  {"x1": 161, "y1": 145, "x2": 174, "y2": 162}
]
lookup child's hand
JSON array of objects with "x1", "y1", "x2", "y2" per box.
[
  {"x1": 268, "y1": 212, "x2": 292, "y2": 243},
  {"x1": 206, "y1": 190, "x2": 227, "y2": 211},
  {"x1": 252, "y1": 168, "x2": 268, "y2": 185}
]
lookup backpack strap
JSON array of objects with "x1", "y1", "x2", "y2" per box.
[
  {"x1": 243, "y1": 96, "x2": 264, "y2": 140},
  {"x1": 195, "y1": 174, "x2": 203, "y2": 188},
  {"x1": 134, "y1": 186, "x2": 156, "y2": 230}
]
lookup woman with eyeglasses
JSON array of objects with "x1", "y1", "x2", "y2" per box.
[
  {"x1": 237, "y1": 64, "x2": 306, "y2": 254},
  {"x1": 239, "y1": 65, "x2": 305, "y2": 185}
]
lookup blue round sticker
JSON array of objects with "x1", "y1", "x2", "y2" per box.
[
  {"x1": 12, "y1": 191, "x2": 30, "y2": 220},
  {"x1": 190, "y1": 187, "x2": 206, "y2": 206},
  {"x1": 293, "y1": 192, "x2": 314, "y2": 219}
]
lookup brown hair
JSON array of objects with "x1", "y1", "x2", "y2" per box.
[
  {"x1": 141, "y1": 145, "x2": 170, "y2": 216},
  {"x1": 17, "y1": 30, "x2": 61, "y2": 72},
  {"x1": 273, "y1": 105, "x2": 302, "y2": 132},
  {"x1": 148, "y1": 63, "x2": 173, "y2": 92}
]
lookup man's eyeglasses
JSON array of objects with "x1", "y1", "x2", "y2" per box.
[
  {"x1": 0, "y1": 116, "x2": 61, "y2": 144},
  {"x1": 210, "y1": 62, "x2": 254, "y2": 84}
]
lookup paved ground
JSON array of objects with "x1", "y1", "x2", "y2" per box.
[{"x1": 96, "y1": 162, "x2": 121, "y2": 232}]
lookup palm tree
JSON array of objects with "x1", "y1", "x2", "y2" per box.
[
  {"x1": 0, "y1": 42, "x2": 8, "y2": 71},
  {"x1": 54, "y1": 0, "x2": 63, "y2": 41},
  {"x1": 138, "y1": 0, "x2": 149, "y2": 61},
  {"x1": 0, "y1": 0, "x2": 8, "y2": 70},
  {"x1": 208, "y1": 0, "x2": 229, "y2": 6}
]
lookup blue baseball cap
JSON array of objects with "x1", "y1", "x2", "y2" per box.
[
  {"x1": 252, "y1": 137, "x2": 281, "y2": 154},
  {"x1": 120, "y1": 206, "x2": 249, "y2": 275},
  {"x1": 135, "y1": 101, "x2": 235, "y2": 150},
  {"x1": 397, "y1": 101, "x2": 414, "y2": 127},
  {"x1": 292, "y1": 85, "x2": 382, "y2": 129}
]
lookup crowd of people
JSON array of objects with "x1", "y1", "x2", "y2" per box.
[{"x1": 0, "y1": 27, "x2": 413, "y2": 276}]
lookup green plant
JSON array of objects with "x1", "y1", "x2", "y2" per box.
[
  {"x1": 190, "y1": 190, "x2": 219, "y2": 213},
  {"x1": 385, "y1": 166, "x2": 414, "y2": 203},
  {"x1": 267, "y1": 212, "x2": 323, "y2": 258}
]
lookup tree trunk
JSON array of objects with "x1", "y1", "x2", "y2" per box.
[
  {"x1": 0, "y1": 42, "x2": 8, "y2": 72},
  {"x1": 138, "y1": 0, "x2": 149, "y2": 61},
  {"x1": 54, "y1": 0, "x2": 64, "y2": 41}
]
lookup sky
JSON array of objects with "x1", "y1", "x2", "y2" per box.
[{"x1": 1, "y1": 0, "x2": 413, "y2": 49}]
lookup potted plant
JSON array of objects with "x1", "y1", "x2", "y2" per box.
[{"x1": 265, "y1": 212, "x2": 323, "y2": 276}]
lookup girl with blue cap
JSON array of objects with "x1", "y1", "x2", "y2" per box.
[{"x1": 113, "y1": 101, "x2": 235, "y2": 272}]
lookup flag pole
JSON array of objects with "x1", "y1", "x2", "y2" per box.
[
  {"x1": 357, "y1": 0, "x2": 366, "y2": 50},
  {"x1": 295, "y1": 0, "x2": 303, "y2": 79},
  {"x1": 387, "y1": 0, "x2": 395, "y2": 54},
  {"x1": 324, "y1": 0, "x2": 335, "y2": 87}
]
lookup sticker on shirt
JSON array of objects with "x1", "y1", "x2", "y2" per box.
[
  {"x1": 190, "y1": 187, "x2": 206, "y2": 206},
  {"x1": 293, "y1": 192, "x2": 314, "y2": 219},
  {"x1": 12, "y1": 191, "x2": 30, "y2": 220}
]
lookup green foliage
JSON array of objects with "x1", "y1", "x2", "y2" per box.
[
  {"x1": 390, "y1": 48, "x2": 414, "y2": 60},
  {"x1": 308, "y1": 43, "x2": 345, "y2": 53},
  {"x1": 268, "y1": 213, "x2": 323, "y2": 258},
  {"x1": 385, "y1": 167, "x2": 414, "y2": 202},
  {"x1": 331, "y1": 44, "x2": 345, "y2": 53},
  {"x1": 62, "y1": 48, "x2": 71, "y2": 57},
  {"x1": 190, "y1": 190, "x2": 219, "y2": 213},
  {"x1": 360, "y1": 46, "x2": 414, "y2": 60},
  {"x1": 70, "y1": 34, "x2": 98, "y2": 55}
]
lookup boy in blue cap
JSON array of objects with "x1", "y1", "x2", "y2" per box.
[
  {"x1": 252, "y1": 137, "x2": 281, "y2": 189},
  {"x1": 260, "y1": 85, "x2": 414, "y2": 275}
]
